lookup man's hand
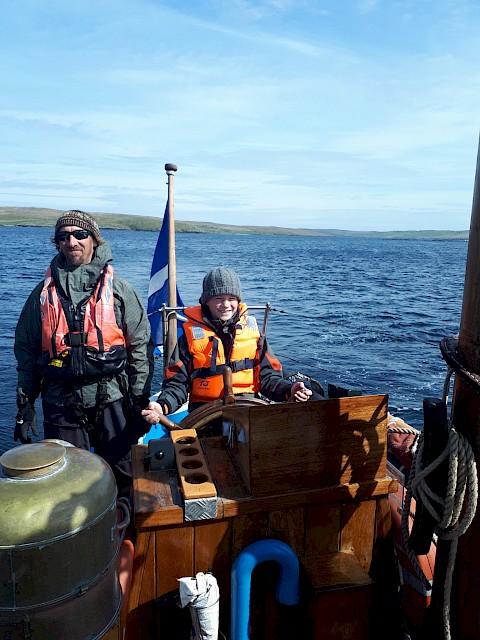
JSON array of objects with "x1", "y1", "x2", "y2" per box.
[{"x1": 14, "y1": 389, "x2": 39, "y2": 444}]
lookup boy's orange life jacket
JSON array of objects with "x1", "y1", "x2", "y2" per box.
[
  {"x1": 182, "y1": 304, "x2": 260, "y2": 402},
  {"x1": 39, "y1": 265, "x2": 127, "y2": 380}
]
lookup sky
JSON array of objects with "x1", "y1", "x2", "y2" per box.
[{"x1": 1, "y1": 0, "x2": 479, "y2": 231}]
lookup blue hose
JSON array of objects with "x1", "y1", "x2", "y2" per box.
[{"x1": 231, "y1": 539, "x2": 301, "y2": 640}]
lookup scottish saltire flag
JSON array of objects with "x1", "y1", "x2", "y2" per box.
[{"x1": 147, "y1": 202, "x2": 185, "y2": 354}]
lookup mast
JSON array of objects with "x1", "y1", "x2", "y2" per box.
[
  {"x1": 165, "y1": 162, "x2": 178, "y2": 364},
  {"x1": 446, "y1": 135, "x2": 480, "y2": 638}
]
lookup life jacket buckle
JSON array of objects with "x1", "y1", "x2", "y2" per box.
[{"x1": 64, "y1": 331, "x2": 88, "y2": 347}]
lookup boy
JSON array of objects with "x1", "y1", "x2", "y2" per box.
[{"x1": 142, "y1": 267, "x2": 315, "y2": 427}]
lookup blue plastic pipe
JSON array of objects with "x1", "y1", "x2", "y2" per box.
[{"x1": 231, "y1": 539, "x2": 301, "y2": 640}]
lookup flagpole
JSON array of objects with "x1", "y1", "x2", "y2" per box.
[{"x1": 165, "y1": 162, "x2": 178, "y2": 364}]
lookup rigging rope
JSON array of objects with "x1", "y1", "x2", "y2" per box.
[
  {"x1": 399, "y1": 422, "x2": 478, "y2": 640},
  {"x1": 440, "y1": 336, "x2": 480, "y2": 393},
  {"x1": 387, "y1": 335, "x2": 480, "y2": 638}
]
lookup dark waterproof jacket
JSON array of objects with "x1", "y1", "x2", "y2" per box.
[{"x1": 15, "y1": 242, "x2": 153, "y2": 409}]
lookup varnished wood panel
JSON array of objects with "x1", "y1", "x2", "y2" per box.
[
  {"x1": 220, "y1": 477, "x2": 397, "y2": 521},
  {"x1": 340, "y1": 499, "x2": 377, "y2": 571},
  {"x1": 128, "y1": 531, "x2": 155, "y2": 608},
  {"x1": 303, "y1": 552, "x2": 372, "y2": 640},
  {"x1": 131, "y1": 445, "x2": 183, "y2": 528},
  {"x1": 194, "y1": 519, "x2": 232, "y2": 573},
  {"x1": 302, "y1": 551, "x2": 372, "y2": 590},
  {"x1": 267, "y1": 507, "x2": 306, "y2": 556},
  {"x1": 228, "y1": 395, "x2": 388, "y2": 496},
  {"x1": 310, "y1": 586, "x2": 371, "y2": 640},
  {"x1": 369, "y1": 496, "x2": 405, "y2": 640},
  {"x1": 126, "y1": 530, "x2": 157, "y2": 640},
  {"x1": 194, "y1": 520, "x2": 233, "y2": 637},
  {"x1": 231, "y1": 512, "x2": 269, "y2": 559},
  {"x1": 305, "y1": 503, "x2": 341, "y2": 556},
  {"x1": 132, "y1": 443, "x2": 397, "y2": 529},
  {"x1": 155, "y1": 526, "x2": 194, "y2": 596},
  {"x1": 202, "y1": 436, "x2": 247, "y2": 500}
]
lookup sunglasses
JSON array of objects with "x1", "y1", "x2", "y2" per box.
[{"x1": 56, "y1": 229, "x2": 91, "y2": 242}]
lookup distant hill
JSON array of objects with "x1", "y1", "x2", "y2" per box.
[{"x1": 0, "y1": 206, "x2": 469, "y2": 239}]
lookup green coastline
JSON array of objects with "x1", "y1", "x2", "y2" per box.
[{"x1": 0, "y1": 206, "x2": 468, "y2": 240}]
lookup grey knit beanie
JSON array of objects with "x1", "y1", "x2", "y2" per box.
[
  {"x1": 200, "y1": 267, "x2": 242, "y2": 304},
  {"x1": 54, "y1": 210, "x2": 104, "y2": 245}
]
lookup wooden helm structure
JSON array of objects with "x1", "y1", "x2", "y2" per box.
[{"x1": 156, "y1": 367, "x2": 268, "y2": 432}]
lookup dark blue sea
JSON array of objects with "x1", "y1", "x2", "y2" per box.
[{"x1": 0, "y1": 226, "x2": 467, "y2": 456}]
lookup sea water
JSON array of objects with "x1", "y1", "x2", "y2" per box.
[{"x1": 0, "y1": 226, "x2": 467, "y2": 455}]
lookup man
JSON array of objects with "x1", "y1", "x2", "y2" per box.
[
  {"x1": 14, "y1": 210, "x2": 153, "y2": 493},
  {"x1": 142, "y1": 266, "x2": 318, "y2": 428}
]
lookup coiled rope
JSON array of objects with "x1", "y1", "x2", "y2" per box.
[
  {"x1": 388, "y1": 336, "x2": 480, "y2": 638},
  {"x1": 394, "y1": 418, "x2": 478, "y2": 640}
]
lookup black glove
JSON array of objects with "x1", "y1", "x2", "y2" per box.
[
  {"x1": 14, "y1": 389, "x2": 39, "y2": 444},
  {"x1": 129, "y1": 394, "x2": 151, "y2": 439}
]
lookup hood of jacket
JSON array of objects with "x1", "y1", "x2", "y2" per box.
[{"x1": 49, "y1": 242, "x2": 114, "y2": 306}]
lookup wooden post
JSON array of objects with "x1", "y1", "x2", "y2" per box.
[
  {"x1": 409, "y1": 398, "x2": 448, "y2": 555},
  {"x1": 447, "y1": 135, "x2": 480, "y2": 638},
  {"x1": 165, "y1": 163, "x2": 178, "y2": 364}
]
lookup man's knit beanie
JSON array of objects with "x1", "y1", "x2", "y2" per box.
[
  {"x1": 54, "y1": 210, "x2": 104, "y2": 245},
  {"x1": 200, "y1": 267, "x2": 242, "y2": 305}
]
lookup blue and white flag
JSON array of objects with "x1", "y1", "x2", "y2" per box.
[{"x1": 147, "y1": 202, "x2": 185, "y2": 353}]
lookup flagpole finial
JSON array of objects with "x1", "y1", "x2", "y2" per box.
[{"x1": 165, "y1": 163, "x2": 178, "y2": 175}]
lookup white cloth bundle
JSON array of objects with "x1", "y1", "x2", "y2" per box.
[{"x1": 178, "y1": 572, "x2": 220, "y2": 640}]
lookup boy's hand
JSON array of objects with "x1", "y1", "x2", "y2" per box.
[
  {"x1": 288, "y1": 381, "x2": 313, "y2": 403},
  {"x1": 142, "y1": 401, "x2": 165, "y2": 425}
]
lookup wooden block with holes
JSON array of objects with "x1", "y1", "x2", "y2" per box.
[{"x1": 171, "y1": 429, "x2": 217, "y2": 500}]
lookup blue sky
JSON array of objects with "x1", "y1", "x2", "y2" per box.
[{"x1": 1, "y1": 0, "x2": 479, "y2": 231}]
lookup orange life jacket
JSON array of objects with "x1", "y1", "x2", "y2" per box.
[
  {"x1": 182, "y1": 304, "x2": 260, "y2": 402},
  {"x1": 39, "y1": 265, "x2": 127, "y2": 380}
]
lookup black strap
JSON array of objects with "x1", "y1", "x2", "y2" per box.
[
  {"x1": 230, "y1": 358, "x2": 255, "y2": 372},
  {"x1": 64, "y1": 390, "x2": 93, "y2": 431},
  {"x1": 63, "y1": 331, "x2": 88, "y2": 347},
  {"x1": 192, "y1": 358, "x2": 255, "y2": 380},
  {"x1": 55, "y1": 270, "x2": 107, "y2": 351},
  {"x1": 94, "y1": 269, "x2": 107, "y2": 351},
  {"x1": 63, "y1": 376, "x2": 110, "y2": 431},
  {"x1": 210, "y1": 337, "x2": 219, "y2": 375},
  {"x1": 191, "y1": 364, "x2": 225, "y2": 380},
  {"x1": 95, "y1": 379, "x2": 109, "y2": 418}
]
